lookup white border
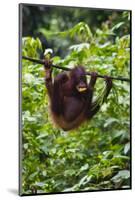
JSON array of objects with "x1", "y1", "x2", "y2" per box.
[{"x1": 0, "y1": 0, "x2": 134, "y2": 199}]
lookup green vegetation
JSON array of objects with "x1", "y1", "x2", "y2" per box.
[{"x1": 21, "y1": 7, "x2": 130, "y2": 195}]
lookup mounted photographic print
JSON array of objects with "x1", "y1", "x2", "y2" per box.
[{"x1": 19, "y1": 3, "x2": 131, "y2": 196}]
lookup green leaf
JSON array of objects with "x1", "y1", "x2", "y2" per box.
[
  {"x1": 111, "y1": 170, "x2": 130, "y2": 182},
  {"x1": 80, "y1": 163, "x2": 89, "y2": 171},
  {"x1": 124, "y1": 142, "x2": 130, "y2": 155},
  {"x1": 112, "y1": 22, "x2": 125, "y2": 31}
]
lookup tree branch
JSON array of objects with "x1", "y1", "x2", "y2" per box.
[
  {"x1": 22, "y1": 56, "x2": 130, "y2": 82},
  {"x1": 22, "y1": 56, "x2": 70, "y2": 71}
]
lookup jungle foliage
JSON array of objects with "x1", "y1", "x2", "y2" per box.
[{"x1": 21, "y1": 7, "x2": 130, "y2": 195}]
